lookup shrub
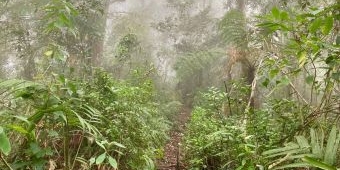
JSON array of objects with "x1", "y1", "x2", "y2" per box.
[{"x1": 0, "y1": 69, "x2": 170, "y2": 169}]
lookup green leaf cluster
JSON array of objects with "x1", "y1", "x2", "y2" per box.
[
  {"x1": 0, "y1": 68, "x2": 170, "y2": 169},
  {"x1": 263, "y1": 126, "x2": 340, "y2": 169}
]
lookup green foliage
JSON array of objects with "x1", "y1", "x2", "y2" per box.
[
  {"x1": 43, "y1": 0, "x2": 79, "y2": 36},
  {"x1": 159, "y1": 100, "x2": 183, "y2": 121},
  {"x1": 263, "y1": 126, "x2": 340, "y2": 169},
  {"x1": 181, "y1": 1, "x2": 339, "y2": 170},
  {"x1": 184, "y1": 83, "x2": 311, "y2": 169},
  {"x1": 302, "y1": 156, "x2": 337, "y2": 170},
  {"x1": 258, "y1": 4, "x2": 339, "y2": 89},
  {"x1": 174, "y1": 50, "x2": 224, "y2": 80},
  {"x1": 0, "y1": 126, "x2": 11, "y2": 156},
  {"x1": 0, "y1": 69, "x2": 170, "y2": 169},
  {"x1": 115, "y1": 33, "x2": 139, "y2": 61},
  {"x1": 184, "y1": 107, "x2": 259, "y2": 170},
  {"x1": 81, "y1": 69, "x2": 170, "y2": 169},
  {"x1": 174, "y1": 50, "x2": 226, "y2": 105},
  {"x1": 251, "y1": 8, "x2": 340, "y2": 170},
  {"x1": 193, "y1": 87, "x2": 227, "y2": 112},
  {"x1": 193, "y1": 81, "x2": 250, "y2": 114},
  {"x1": 1, "y1": 1, "x2": 339, "y2": 170},
  {"x1": 219, "y1": 9, "x2": 247, "y2": 48},
  {"x1": 184, "y1": 86, "x2": 264, "y2": 169}
]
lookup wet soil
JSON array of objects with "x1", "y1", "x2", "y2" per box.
[{"x1": 156, "y1": 107, "x2": 191, "y2": 170}]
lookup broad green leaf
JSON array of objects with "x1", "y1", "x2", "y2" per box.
[
  {"x1": 262, "y1": 143, "x2": 300, "y2": 156},
  {"x1": 310, "y1": 9, "x2": 323, "y2": 15},
  {"x1": 310, "y1": 128, "x2": 323, "y2": 158},
  {"x1": 89, "y1": 157, "x2": 95, "y2": 166},
  {"x1": 247, "y1": 165, "x2": 255, "y2": 170},
  {"x1": 271, "y1": 7, "x2": 280, "y2": 19},
  {"x1": 44, "y1": 50, "x2": 53, "y2": 57},
  {"x1": 279, "y1": 76, "x2": 290, "y2": 86},
  {"x1": 264, "y1": 149, "x2": 303, "y2": 158},
  {"x1": 7, "y1": 125, "x2": 28, "y2": 134},
  {"x1": 28, "y1": 111, "x2": 46, "y2": 132},
  {"x1": 289, "y1": 153, "x2": 316, "y2": 159},
  {"x1": 324, "y1": 126, "x2": 339, "y2": 165},
  {"x1": 331, "y1": 72, "x2": 340, "y2": 81},
  {"x1": 95, "y1": 153, "x2": 106, "y2": 165},
  {"x1": 112, "y1": 141, "x2": 126, "y2": 149},
  {"x1": 305, "y1": 75, "x2": 315, "y2": 84},
  {"x1": 12, "y1": 115, "x2": 30, "y2": 124},
  {"x1": 322, "y1": 17, "x2": 333, "y2": 35},
  {"x1": 0, "y1": 127, "x2": 11, "y2": 155},
  {"x1": 298, "y1": 51, "x2": 307, "y2": 68},
  {"x1": 303, "y1": 156, "x2": 336, "y2": 170},
  {"x1": 280, "y1": 11, "x2": 289, "y2": 21},
  {"x1": 309, "y1": 18, "x2": 322, "y2": 33},
  {"x1": 236, "y1": 165, "x2": 244, "y2": 170},
  {"x1": 0, "y1": 80, "x2": 40, "y2": 96},
  {"x1": 295, "y1": 136, "x2": 310, "y2": 149},
  {"x1": 273, "y1": 162, "x2": 310, "y2": 169},
  {"x1": 269, "y1": 69, "x2": 280, "y2": 78},
  {"x1": 262, "y1": 78, "x2": 270, "y2": 88},
  {"x1": 95, "y1": 140, "x2": 106, "y2": 150},
  {"x1": 107, "y1": 156, "x2": 118, "y2": 168},
  {"x1": 29, "y1": 143, "x2": 41, "y2": 155}
]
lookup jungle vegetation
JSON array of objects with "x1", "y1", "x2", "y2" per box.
[{"x1": 0, "y1": 0, "x2": 339, "y2": 169}]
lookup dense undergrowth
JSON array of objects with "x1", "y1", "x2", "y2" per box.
[
  {"x1": 0, "y1": 69, "x2": 181, "y2": 169},
  {"x1": 183, "y1": 2, "x2": 339, "y2": 170},
  {"x1": 184, "y1": 82, "x2": 339, "y2": 170},
  {"x1": 0, "y1": 0, "x2": 339, "y2": 170}
]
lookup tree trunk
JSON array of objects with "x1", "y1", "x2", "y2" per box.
[{"x1": 236, "y1": 0, "x2": 245, "y2": 12}]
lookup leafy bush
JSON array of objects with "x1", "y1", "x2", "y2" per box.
[
  {"x1": 184, "y1": 84, "x2": 312, "y2": 169},
  {"x1": 0, "y1": 69, "x2": 170, "y2": 169},
  {"x1": 184, "y1": 107, "x2": 262, "y2": 170},
  {"x1": 184, "y1": 86, "x2": 260, "y2": 170}
]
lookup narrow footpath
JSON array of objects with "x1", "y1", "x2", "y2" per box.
[{"x1": 156, "y1": 107, "x2": 191, "y2": 170}]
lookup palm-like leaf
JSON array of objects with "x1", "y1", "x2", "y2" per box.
[
  {"x1": 324, "y1": 126, "x2": 340, "y2": 165},
  {"x1": 219, "y1": 9, "x2": 247, "y2": 48},
  {"x1": 263, "y1": 126, "x2": 340, "y2": 169},
  {"x1": 174, "y1": 49, "x2": 224, "y2": 80}
]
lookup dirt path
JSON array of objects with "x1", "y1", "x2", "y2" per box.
[{"x1": 156, "y1": 107, "x2": 191, "y2": 170}]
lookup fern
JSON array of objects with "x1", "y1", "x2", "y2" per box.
[
  {"x1": 0, "y1": 79, "x2": 41, "y2": 97},
  {"x1": 174, "y1": 49, "x2": 224, "y2": 80},
  {"x1": 219, "y1": 9, "x2": 247, "y2": 48},
  {"x1": 0, "y1": 78, "x2": 103, "y2": 137}
]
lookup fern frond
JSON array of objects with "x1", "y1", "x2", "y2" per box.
[
  {"x1": 174, "y1": 49, "x2": 224, "y2": 79},
  {"x1": 0, "y1": 79, "x2": 42, "y2": 97},
  {"x1": 219, "y1": 9, "x2": 247, "y2": 48}
]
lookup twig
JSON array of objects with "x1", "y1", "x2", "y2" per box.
[
  {"x1": 288, "y1": 81, "x2": 309, "y2": 105},
  {"x1": 0, "y1": 153, "x2": 13, "y2": 170},
  {"x1": 268, "y1": 153, "x2": 291, "y2": 169},
  {"x1": 71, "y1": 132, "x2": 84, "y2": 170},
  {"x1": 265, "y1": 76, "x2": 309, "y2": 105}
]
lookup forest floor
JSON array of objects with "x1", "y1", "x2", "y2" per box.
[{"x1": 156, "y1": 107, "x2": 191, "y2": 170}]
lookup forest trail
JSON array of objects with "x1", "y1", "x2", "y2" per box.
[{"x1": 156, "y1": 107, "x2": 191, "y2": 170}]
